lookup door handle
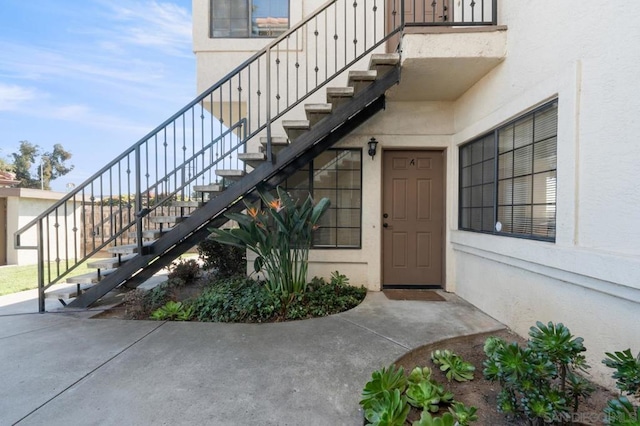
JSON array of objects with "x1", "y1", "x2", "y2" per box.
[{"x1": 383, "y1": 223, "x2": 389, "y2": 228}]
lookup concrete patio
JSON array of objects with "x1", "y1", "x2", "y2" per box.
[{"x1": 0, "y1": 290, "x2": 504, "y2": 425}]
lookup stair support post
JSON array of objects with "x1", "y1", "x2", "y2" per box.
[
  {"x1": 135, "y1": 146, "x2": 144, "y2": 255},
  {"x1": 37, "y1": 219, "x2": 45, "y2": 313},
  {"x1": 266, "y1": 48, "x2": 273, "y2": 163}
]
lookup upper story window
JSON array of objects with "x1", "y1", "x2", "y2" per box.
[
  {"x1": 459, "y1": 100, "x2": 558, "y2": 241},
  {"x1": 210, "y1": 0, "x2": 290, "y2": 38}
]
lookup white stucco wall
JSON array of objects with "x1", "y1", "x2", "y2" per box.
[
  {"x1": 448, "y1": 1, "x2": 640, "y2": 387},
  {"x1": 2, "y1": 189, "x2": 81, "y2": 266},
  {"x1": 193, "y1": 0, "x2": 640, "y2": 386}
]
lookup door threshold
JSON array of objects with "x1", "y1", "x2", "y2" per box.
[{"x1": 383, "y1": 284, "x2": 442, "y2": 290}]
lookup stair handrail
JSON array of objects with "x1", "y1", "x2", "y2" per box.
[{"x1": 14, "y1": 0, "x2": 408, "y2": 308}]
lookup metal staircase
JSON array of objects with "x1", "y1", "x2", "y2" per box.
[{"x1": 14, "y1": 0, "x2": 405, "y2": 311}]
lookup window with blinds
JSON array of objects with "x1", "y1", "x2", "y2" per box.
[
  {"x1": 210, "y1": 0, "x2": 290, "y2": 38},
  {"x1": 459, "y1": 100, "x2": 558, "y2": 241}
]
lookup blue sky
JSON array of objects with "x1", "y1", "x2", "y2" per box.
[{"x1": 0, "y1": 0, "x2": 195, "y2": 192}]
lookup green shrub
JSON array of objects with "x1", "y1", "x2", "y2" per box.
[
  {"x1": 150, "y1": 301, "x2": 193, "y2": 321},
  {"x1": 210, "y1": 186, "x2": 330, "y2": 306},
  {"x1": 431, "y1": 349, "x2": 476, "y2": 382},
  {"x1": 197, "y1": 237, "x2": 245, "y2": 278},
  {"x1": 191, "y1": 276, "x2": 280, "y2": 323},
  {"x1": 284, "y1": 275, "x2": 366, "y2": 320},
  {"x1": 167, "y1": 258, "x2": 200, "y2": 283},
  {"x1": 123, "y1": 283, "x2": 174, "y2": 319},
  {"x1": 360, "y1": 363, "x2": 477, "y2": 426},
  {"x1": 190, "y1": 272, "x2": 365, "y2": 323},
  {"x1": 602, "y1": 348, "x2": 640, "y2": 425},
  {"x1": 483, "y1": 321, "x2": 593, "y2": 425}
]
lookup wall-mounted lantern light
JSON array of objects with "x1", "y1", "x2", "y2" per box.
[{"x1": 367, "y1": 137, "x2": 378, "y2": 159}]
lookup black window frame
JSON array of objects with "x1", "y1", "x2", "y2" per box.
[
  {"x1": 458, "y1": 100, "x2": 558, "y2": 242},
  {"x1": 283, "y1": 148, "x2": 363, "y2": 249},
  {"x1": 210, "y1": 0, "x2": 290, "y2": 39}
]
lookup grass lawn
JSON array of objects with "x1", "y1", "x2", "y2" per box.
[
  {"x1": 0, "y1": 262, "x2": 92, "y2": 296},
  {"x1": 0, "y1": 253, "x2": 199, "y2": 297}
]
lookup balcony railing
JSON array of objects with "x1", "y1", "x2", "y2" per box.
[{"x1": 402, "y1": 0, "x2": 497, "y2": 26}]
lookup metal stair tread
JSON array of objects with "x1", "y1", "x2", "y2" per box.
[
  {"x1": 259, "y1": 136, "x2": 289, "y2": 145},
  {"x1": 282, "y1": 120, "x2": 311, "y2": 128},
  {"x1": 215, "y1": 169, "x2": 246, "y2": 177},
  {"x1": 107, "y1": 241, "x2": 154, "y2": 255},
  {"x1": 193, "y1": 183, "x2": 224, "y2": 192},
  {"x1": 45, "y1": 283, "x2": 95, "y2": 300},
  {"x1": 369, "y1": 52, "x2": 400, "y2": 67},
  {"x1": 304, "y1": 103, "x2": 333, "y2": 113},
  {"x1": 87, "y1": 253, "x2": 137, "y2": 269},
  {"x1": 66, "y1": 268, "x2": 117, "y2": 284},
  {"x1": 326, "y1": 87, "x2": 354, "y2": 97},
  {"x1": 148, "y1": 215, "x2": 187, "y2": 224},
  {"x1": 169, "y1": 201, "x2": 203, "y2": 208},
  {"x1": 348, "y1": 70, "x2": 377, "y2": 81},
  {"x1": 238, "y1": 152, "x2": 267, "y2": 161}
]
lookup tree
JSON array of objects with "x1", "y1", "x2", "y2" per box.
[
  {"x1": 39, "y1": 144, "x2": 73, "y2": 190},
  {"x1": 9, "y1": 141, "x2": 74, "y2": 190},
  {"x1": 0, "y1": 149, "x2": 13, "y2": 173}
]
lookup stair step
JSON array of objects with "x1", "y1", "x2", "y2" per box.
[
  {"x1": 148, "y1": 216, "x2": 186, "y2": 224},
  {"x1": 259, "y1": 136, "x2": 289, "y2": 154},
  {"x1": 193, "y1": 184, "x2": 224, "y2": 193},
  {"x1": 46, "y1": 283, "x2": 96, "y2": 303},
  {"x1": 304, "y1": 103, "x2": 333, "y2": 126},
  {"x1": 215, "y1": 169, "x2": 246, "y2": 181},
  {"x1": 326, "y1": 87, "x2": 355, "y2": 109},
  {"x1": 348, "y1": 70, "x2": 378, "y2": 93},
  {"x1": 169, "y1": 200, "x2": 203, "y2": 208},
  {"x1": 128, "y1": 228, "x2": 174, "y2": 240},
  {"x1": 107, "y1": 241, "x2": 153, "y2": 255},
  {"x1": 66, "y1": 269, "x2": 117, "y2": 284},
  {"x1": 238, "y1": 152, "x2": 267, "y2": 168},
  {"x1": 369, "y1": 53, "x2": 400, "y2": 75},
  {"x1": 282, "y1": 120, "x2": 310, "y2": 141},
  {"x1": 87, "y1": 253, "x2": 137, "y2": 270}
]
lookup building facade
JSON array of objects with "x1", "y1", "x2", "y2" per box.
[{"x1": 193, "y1": 0, "x2": 640, "y2": 385}]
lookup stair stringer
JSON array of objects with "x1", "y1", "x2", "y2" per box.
[{"x1": 67, "y1": 67, "x2": 400, "y2": 309}]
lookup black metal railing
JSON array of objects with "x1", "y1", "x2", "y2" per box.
[
  {"x1": 15, "y1": 0, "x2": 498, "y2": 311},
  {"x1": 403, "y1": 0, "x2": 497, "y2": 26}
]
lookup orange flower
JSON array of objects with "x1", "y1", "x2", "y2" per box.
[
  {"x1": 247, "y1": 206, "x2": 259, "y2": 219},
  {"x1": 268, "y1": 198, "x2": 284, "y2": 212}
]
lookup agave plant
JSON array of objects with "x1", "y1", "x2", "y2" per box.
[
  {"x1": 603, "y1": 349, "x2": 640, "y2": 396},
  {"x1": 150, "y1": 301, "x2": 193, "y2": 321},
  {"x1": 360, "y1": 365, "x2": 408, "y2": 410},
  {"x1": 431, "y1": 349, "x2": 476, "y2": 382},
  {"x1": 406, "y1": 380, "x2": 451, "y2": 413},
  {"x1": 411, "y1": 411, "x2": 456, "y2": 426},
  {"x1": 604, "y1": 396, "x2": 640, "y2": 425},
  {"x1": 602, "y1": 348, "x2": 640, "y2": 425},
  {"x1": 364, "y1": 389, "x2": 410, "y2": 426},
  {"x1": 408, "y1": 366, "x2": 433, "y2": 384},
  {"x1": 484, "y1": 321, "x2": 593, "y2": 425},
  {"x1": 448, "y1": 401, "x2": 478, "y2": 426}
]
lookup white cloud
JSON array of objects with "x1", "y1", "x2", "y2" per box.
[
  {"x1": 97, "y1": 0, "x2": 192, "y2": 57},
  {"x1": 0, "y1": 83, "x2": 37, "y2": 111}
]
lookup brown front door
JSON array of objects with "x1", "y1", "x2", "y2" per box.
[
  {"x1": 382, "y1": 151, "x2": 444, "y2": 287},
  {"x1": 386, "y1": 0, "x2": 450, "y2": 52}
]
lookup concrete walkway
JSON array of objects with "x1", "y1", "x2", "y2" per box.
[{"x1": 0, "y1": 291, "x2": 504, "y2": 425}]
